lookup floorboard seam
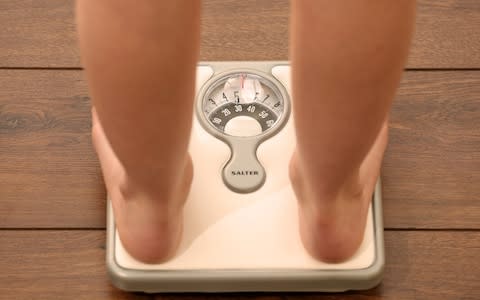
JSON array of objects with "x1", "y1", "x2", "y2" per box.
[
  {"x1": 1, "y1": 66, "x2": 480, "y2": 71},
  {"x1": 0, "y1": 228, "x2": 479, "y2": 231}
]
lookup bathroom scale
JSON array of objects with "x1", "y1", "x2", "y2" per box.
[{"x1": 106, "y1": 61, "x2": 385, "y2": 293}]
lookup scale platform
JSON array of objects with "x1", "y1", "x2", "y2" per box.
[{"x1": 106, "y1": 61, "x2": 385, "y2": 293}]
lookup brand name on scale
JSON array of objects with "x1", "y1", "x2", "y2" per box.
[{"x1": 231, "y1": 170, "x2": 259, "y2": 176}]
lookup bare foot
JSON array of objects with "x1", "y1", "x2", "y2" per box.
[
  {"x1": 290, "y1": 122, "x2": 388, "y2": 263},
  {"x1": 91, "y1": 108, "x2": 192, "y2": 263}
]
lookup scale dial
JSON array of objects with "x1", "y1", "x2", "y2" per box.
[
  {"x1": 197, "y1": 70, "x2": 290, "y2": 193},
  {"x1": 201, "y1": 73, "x2": 286, "y2": 137}
]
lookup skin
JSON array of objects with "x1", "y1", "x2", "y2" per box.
[
  {"x1": 76, "y1": 0, "x2": 200, "y2": 262},
  {"x1": 289, "y1": 0, "x2": 416, "y2": 261},
  {"x1": 76, "y1": 0, "x2": 415, "y2": 263}
]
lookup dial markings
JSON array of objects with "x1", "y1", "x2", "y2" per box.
[
  {"x1": 208, "y1": 102, "x2": 277, "y2": 133},
  {"x1": 202, "y1": 72, "x2": 286, "y2": 137},
  {"x1": 234, "y1": 91, "x2": 240, "y2": 104}
]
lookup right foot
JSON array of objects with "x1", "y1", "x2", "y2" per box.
[
  {"x1": 290, "y1": 122, "x2": 388, "y2": 263},
  {"x1": 92, "y1": 108, "x2": 192, "y2": 263}
]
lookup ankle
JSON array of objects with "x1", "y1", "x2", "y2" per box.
[
  {"x1": 118, "y1": 155, "x2": 193, "y2": 212},
  {"x1": 290, "y1": 152, "x2": 364, "y2": 207}
]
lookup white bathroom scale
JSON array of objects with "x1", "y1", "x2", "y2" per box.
[{"x1": 106, "y1": 61, "x2": 385, "y2": 293}]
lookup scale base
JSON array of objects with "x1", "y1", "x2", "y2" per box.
[{"x1": 106, "y1": 62, "x2": 385, "y2": 293}]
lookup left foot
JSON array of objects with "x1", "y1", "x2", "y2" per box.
[
  {"x1": 92, "y1": 108, "x2": 192, "y2": 263},
  {"x1": 290, "y1": 122, "x2": 388, "y2": 262}
]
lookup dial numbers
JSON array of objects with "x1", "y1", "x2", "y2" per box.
[
  {"x1": 208, "y1": 103, "x2": 278, "y2": 132},
  {"x1": 202, "y1": 73, "x2": 285, "y2": 137}
]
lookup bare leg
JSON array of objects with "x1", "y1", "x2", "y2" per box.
[
  {"x1": 76, "y1": 0, "x2": 200, "y2": 262},
  {"x1": 290, "y1": 1, "x2": 415, "y2": 262}
]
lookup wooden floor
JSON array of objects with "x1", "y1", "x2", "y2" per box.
[{"x1": 0, "y1": 0, "x2": 479, "y2": 299}]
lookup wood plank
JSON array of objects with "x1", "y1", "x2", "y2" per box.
[
  {"x1": 287, "y1": 231, "x2": 480, "y2": 300},
  {"x1": 0, "y1": 230, "x2": 152, "y2": 299},
  {"x1": 0, "y1": 70, "x2": 478, "y2": 228},
  {"x1": 411, "y1": 0, "x2": 480, "y2": 68},
  {"x1": 383, "y1": 71, "x2": 480, "y2": 228},
  {"x1": 0, "y1": 231, "x2": 478, "y2": 299},
  {"x1": 0, "y1": 70, "x2": 105, "y2": 228},
  {"x1": 0, "y1": 0, "x2": 78, "y2": 68},
  {"x1": 200, "y1": 0, "x2": 288, "y2": 62},
  {"x1": 0, "y1": 0, "x2": 479, "y2": 68}
]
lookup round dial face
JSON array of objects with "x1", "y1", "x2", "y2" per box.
[{"x1": 201, "y1": 72, "x2": 286, "y2": 138}]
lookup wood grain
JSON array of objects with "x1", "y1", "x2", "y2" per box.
[
  {"x1": 0, "y1": 70, "x2": 105, "y2": 228},
  {"x1": 0, "y1": 0, "x2": 479, "y2": 68},
  {"x1": 411, "y1": 0, "x2": 480, "y2": 68},
  {"x1": 1, "y1": 70, "x2": 479, "y2": 229},
  {"x1": 0, "y1": 230, "x2": 152, "y2": 300},
  {"x1": 0, "y1": 0, "x2": 78, "y2": 68},
  {"x1": 383, "y1": 71, "x2": 480, "y2": 228},
  {"x1": 0, "y1": 231, "x2": 478, "y2": 300}
]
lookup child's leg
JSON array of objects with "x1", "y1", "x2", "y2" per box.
[
  {"x1": 290, "y1": 0, "x2": 416, "y2": 262},
  {"x1": 76, "y1": 0, "x2": 200, "y2": 263}
]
